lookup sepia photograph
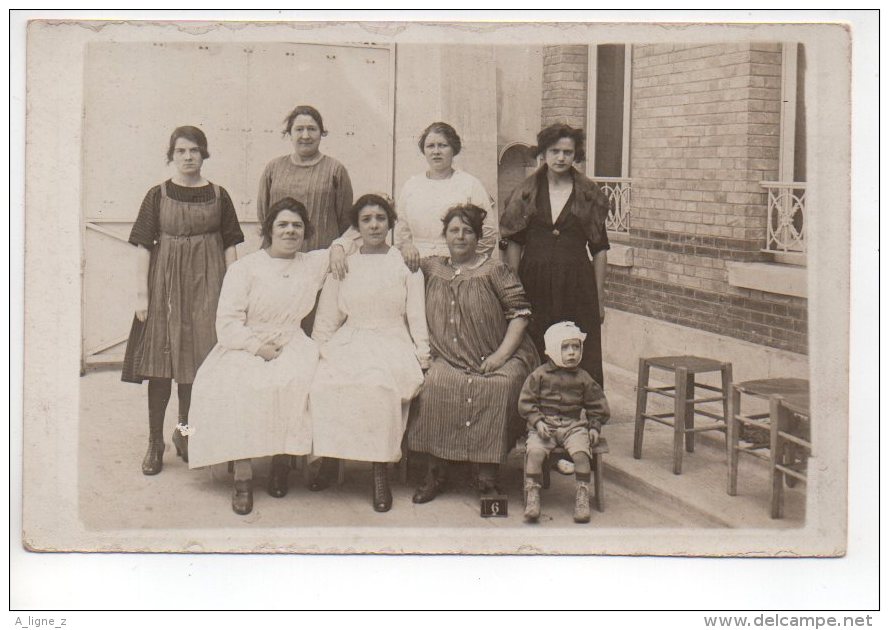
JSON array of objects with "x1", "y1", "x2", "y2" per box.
[{"x1": 12, "y1": 9, "x2": 878, "y2": 613}]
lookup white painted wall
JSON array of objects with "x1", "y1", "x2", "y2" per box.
[
  {"x1": 495, "y1": 45, "x2": 544, "y2": 150},
  {"x1": 394, "y1": 44, "x2": 498, "y2": 218}
]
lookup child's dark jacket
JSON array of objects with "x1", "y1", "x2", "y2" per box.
[{"x1": 518, "y1": 359, "x2": 611, "y2": 432}]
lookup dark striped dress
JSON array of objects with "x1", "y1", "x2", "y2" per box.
[
  {"x1": 121, "y1": 181, "x2": 244, "y2": 384},
  {"x1": 256, "y1": 154, "x2": 353, "y2": 252},
  {"x1": 407, "y1": 256, "x2": 540, "y2": 464}
]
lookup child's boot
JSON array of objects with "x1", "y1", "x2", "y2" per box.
[
  {"x1": 574, "y1": 481, "x2": 591, "y2": 523},
  {"x1": 523, "y1": 477, "x2": 542, "y2": 522}
]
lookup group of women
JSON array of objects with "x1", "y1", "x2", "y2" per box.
[{"x1": 123, "y1": 105, "x2": 611, "y2": 515}]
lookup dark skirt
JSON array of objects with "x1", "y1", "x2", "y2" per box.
[{"x1": 520, "y1": 227, "x2": 604, "y2": 387}]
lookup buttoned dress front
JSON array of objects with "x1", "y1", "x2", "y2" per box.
[
  {"x1": 187, "y1": 248, "x2": 329, "y2": 468},
  {"x1": 406, "y1": 257, "x2": 539, "y2": 464}
]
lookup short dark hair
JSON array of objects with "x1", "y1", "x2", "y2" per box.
[
  {"x1": 166, "y1": 126, "x2": 209, "y2": 164},
  {"x1": 261, "y1": 197, "x2": 315, "y2": 247},
  {"x1": 282, "y1": 105, "x2": 328, "y2": 138},
  {"x1": 418, "y1": 121, "x2": 462, "y2": 155},
  {"x1": 534, "y1": 123, "x2": 586, "y2": 163},
  {"x1": 350, "y1": 193, "x2": 397, "y2": 230},
  {"x1": 441, "y1": 203, "x2": 487, "y2": 239}
]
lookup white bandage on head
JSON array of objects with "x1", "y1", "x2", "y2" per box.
[{"x1": 543, "y1": 321, "x2": 586, "y2": 368}]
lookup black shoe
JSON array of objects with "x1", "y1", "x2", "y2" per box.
[
  {"x1": 232, "y1": 480, "x2": 253, "y2": 515},
  {"x1": 172, "y1": 423, "x2": 189, "y2": 463},
  {"x1": 412, "y1": 477, "x2": 444, "y2": 504},
  {"x1": 372, "y1": 463, "x2": 392, "y2": 512},
  {"x1": 141, "y1": 438, "x2": 165, "y2": 475},
  {"x1": 308, "y1": 457, "x2": 339, "y2": 492},
  {"x1": 477, "y1": 479, "x2": 501, "y2": 496},
  {"x1": 267, "y1": 463, "x2": 290, "y2": 498}
]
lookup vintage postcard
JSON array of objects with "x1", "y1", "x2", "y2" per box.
[{"x1": 20, "y1": 15, "x2": 855, "y2": 562}]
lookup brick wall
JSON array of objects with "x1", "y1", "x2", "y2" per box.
[
  {"x1": 605, "y1": 43, "x2": 808, "y2": 354},
  {"x1": 535, "y1": 43, "x2": 807, "y2": 354},
  {"x1": 541, "y1": 45, "x2": 588, "y2": 128}
]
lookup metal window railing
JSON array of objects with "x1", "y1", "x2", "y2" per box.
[
  {"x1": 761, "y1": 181, "x2": 806, "y2": 254},
  {"x1": 594, "y1": 177, "x2": 632, "y2": 233}
]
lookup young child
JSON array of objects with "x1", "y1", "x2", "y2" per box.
[{"x1": 519, "y1": 321, "x2": 610, "y2": 523}]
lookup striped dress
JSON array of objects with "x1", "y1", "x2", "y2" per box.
[
  {"x1": 121, "y1": 180, "x2": 244, "y2": 384},
  {"x1": 256, "y1": 154, "x2": 353, "y2": 252},
  {"x1": 407, "y1": 256, "x2": 539, "y2": 464}
]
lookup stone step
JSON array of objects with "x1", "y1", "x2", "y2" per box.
[{"x1": 600, "y1": 362, "x2": 806, "y2": 529}]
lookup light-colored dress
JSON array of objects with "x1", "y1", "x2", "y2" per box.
[
  {"x1": 187, "y1": 248, "x2": 329, "y2": 468},
  {"x1": 310, "y1": 248, "x2": 430, "y2": 463},
  {"x1": 394, "y1": 169, "x2": 497, "y2": 257}
]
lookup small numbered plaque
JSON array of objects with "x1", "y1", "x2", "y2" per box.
[{"x1": 480, "y1": 494, "x2": 508, "y2": 517}]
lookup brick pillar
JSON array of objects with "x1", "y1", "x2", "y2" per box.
[{"x1": 541, "y1": 45, "x2": 588, "y2": 129}]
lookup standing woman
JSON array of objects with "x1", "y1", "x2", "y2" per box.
[
  {"x1": 500, "y1": 124, "x2": 610, "y2": 387},
  {"x1": 123, "y1": 125, "x2": 244, "y2": 475},
  {"x1": 257, "y1": 105, "x2": 353, "y2": 253},
  {"x1": 394, "y1": 122, "x2": 496, "y2": 270},
  {"x1": 256, "y1": 105, "x2": 353, "y2": 491}
]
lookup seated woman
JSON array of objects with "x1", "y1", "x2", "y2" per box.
[
  {"x1": 407, "y1": 204, "x2": 540, "y2": 502},
  {"x1": 187, "y1": 197, "x2": 335, "y2": 515},
  {"x1": 309, "y1": 194, "x2": 430, "y2": 513}
]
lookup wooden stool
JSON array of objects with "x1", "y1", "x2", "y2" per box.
[
  {"x1": 633, "y1": 356, "x2": 732, "y2": 475},
  {"x1": 769, "y1": 392, "x2": 811, "y2": 518},
  {"x1": 726, "y1": 378, "x2": 809, "y2": 497},
  {"x1": 532, "y1": 437, "x2": 610, "y2": 512}
]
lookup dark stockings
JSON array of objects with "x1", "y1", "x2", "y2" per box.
[{"x1": 147, "y1": 378, "x2": 192, "y2": 438}]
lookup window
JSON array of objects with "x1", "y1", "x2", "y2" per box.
[
  {"x1": 587, "y1": 44, "x2": 632, "y2": 234},
  {"x1": 761, "y1": 42, "x2": 807, "y2": 265}
]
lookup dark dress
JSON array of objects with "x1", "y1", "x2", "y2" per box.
[
  {"x1": 121, "y1": 180, "x2": 244, "y2": 384},
  {"x1": 501, "y1": 166, "x2": 610, "y2": 387}
]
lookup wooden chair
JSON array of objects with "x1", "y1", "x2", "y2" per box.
[
  {"x1": 633, "y1": 356, "x2": 733, "y2": 474},
  {"x1": 532, "y1": 437, "x2": 610, "y2": 512},
  {"x1": 726, "y1": 377, "x2": 809, "y2": 497},
  {"x1": 769, "y1": 392, "x2": 811, "y2": 519}
]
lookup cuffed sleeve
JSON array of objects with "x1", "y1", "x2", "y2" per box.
[
  {"x1": 490, "y1": 262, "x2": 533, "y2": 320},
  {"x1": 215, "y1": 261, "x2": 265, "y2": 354}
]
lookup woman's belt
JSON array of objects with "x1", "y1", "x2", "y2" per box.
[
  {"x1": 158, "y1": 231, "x2": 219, "y2": 240},
  {"x1": 247, "y1": 322, "x2": 305, "y2": 334},
  {"x1": 344, "y1": 318, "x2": 405, "y2": 331}
]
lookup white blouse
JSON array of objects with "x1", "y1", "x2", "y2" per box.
[{"x1": 394, "y1": 169, "x2": 497, "y2": 257}]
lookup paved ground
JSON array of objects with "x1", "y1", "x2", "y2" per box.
[{"x1": 78, "y1": 362, "x2": 804, "y2": 534}]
